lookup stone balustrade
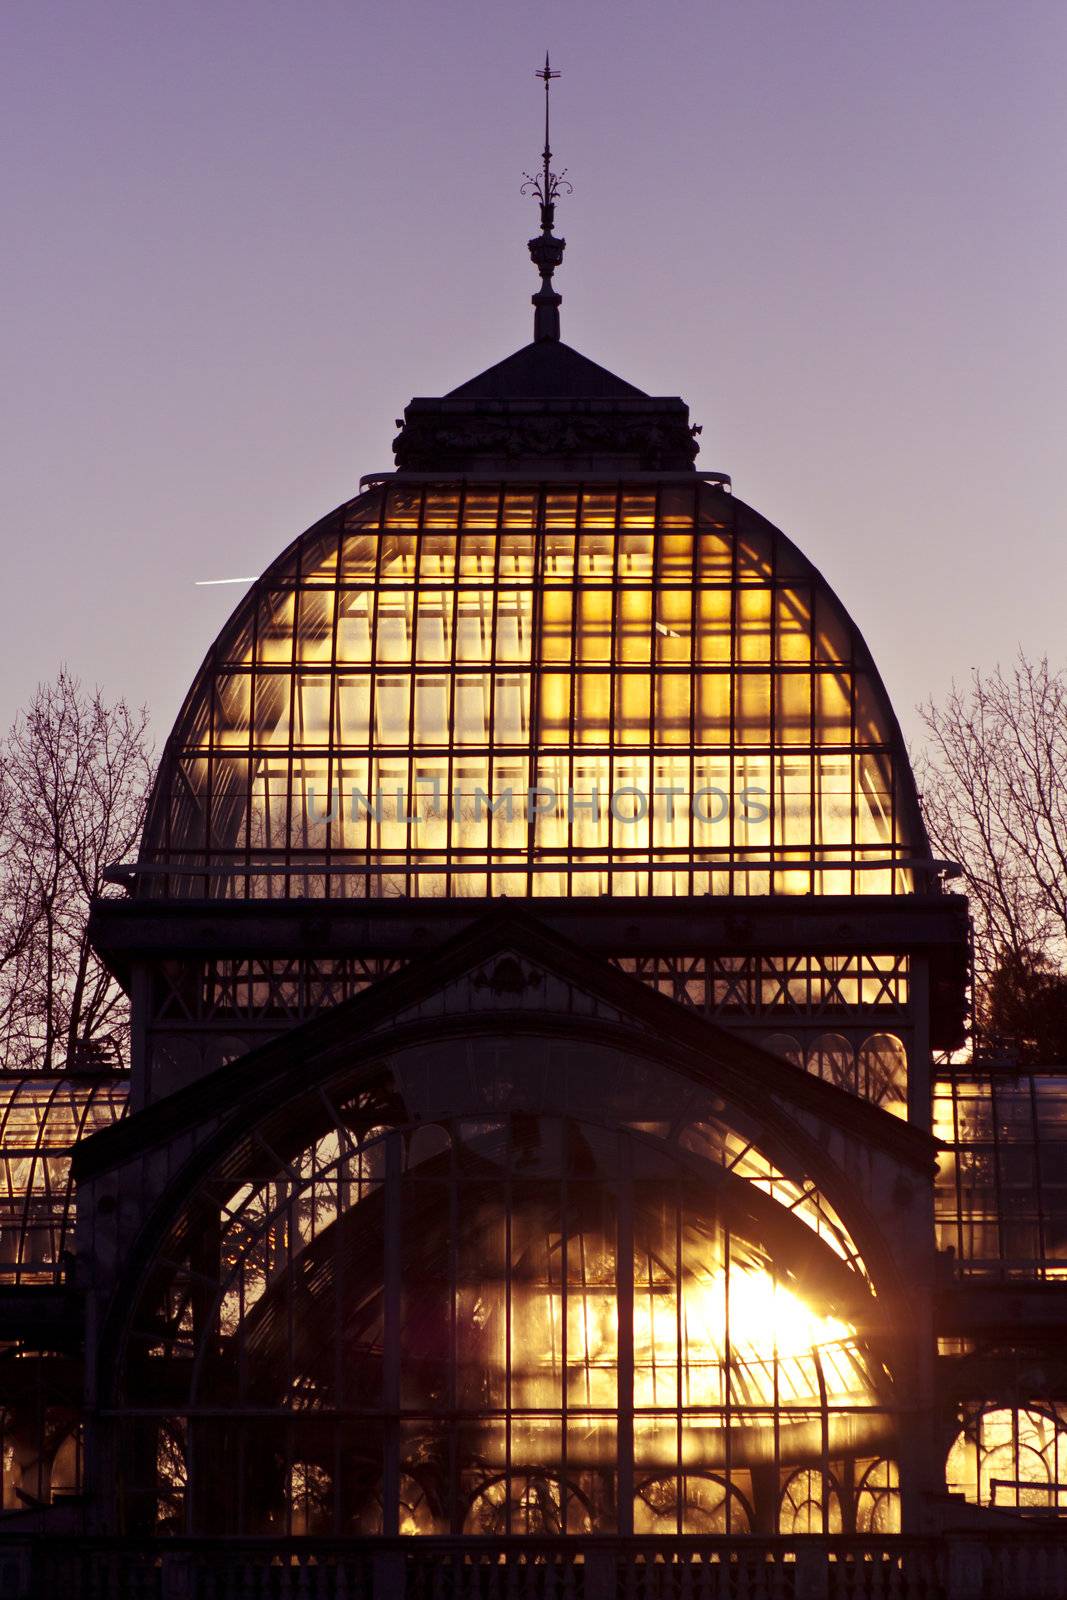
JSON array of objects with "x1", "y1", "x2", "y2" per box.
[{"x1": 3, "y1": 1533, "x2": 1067, "y2": 1600}]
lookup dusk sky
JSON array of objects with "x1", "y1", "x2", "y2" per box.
[{"x1": 2, "y1": 0, "x2": 1064, "y2": 754}]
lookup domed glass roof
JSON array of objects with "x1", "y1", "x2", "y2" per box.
[{"x1": 139, "y1": 475, "x2": 929, "y2": 899}]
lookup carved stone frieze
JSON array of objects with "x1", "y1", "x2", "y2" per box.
[{"x1": 392, "y1": 402, "x2": 701, "y2": 472}]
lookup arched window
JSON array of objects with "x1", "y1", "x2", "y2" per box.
[
  {"x1": 947, "y1": 1405, "x2": 1067, "y2": 1512},
  {"x1": 858, "y1": 1034, "x2": 908, "y2": 1119},
  {"x1": 113, "y1": 1085, "x2": 896, "y2": 1538},
  {"x1": 634, "y1": 1473, "x2": 752, "y2": 1535},
  {"x1": 760, "y1": 1033, "x2": 803, "y2": 1070},
  {"x1": 808, "y1": 1034, "x2": 855, "y2": 1095},
  {"x1": 778, "y1": 1467, "x2": 842, "y2": 1534},
  {"x1": 761, "y1": 1031, "x2": 909, "y2": 1118},
  {"x1": 855, "y1": 1457, "x2": 902, "y2": 1533}
]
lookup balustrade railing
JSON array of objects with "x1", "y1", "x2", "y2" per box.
[{"x1": 4, "y1": 1533, "x2": 1067, "y2": 1600}]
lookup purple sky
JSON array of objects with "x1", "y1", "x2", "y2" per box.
[{"x1": 2, "y1": 1, "x2": 1064, "y2": 753}]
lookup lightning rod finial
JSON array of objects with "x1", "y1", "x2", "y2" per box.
[{"x1": 522, "y1": 53, "x2": 570, "y2": 342}]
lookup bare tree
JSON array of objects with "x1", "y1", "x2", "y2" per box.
[
  {"x1": 918, "y1": 654, "x2": 1067, "y2": 1058},
  {"x1": 0, "y1": 672, "x2": 153, "y2": 1072}
]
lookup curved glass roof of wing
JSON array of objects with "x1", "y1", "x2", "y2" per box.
[{"x1": 0, "y1": 1075, "x2": 128, "y2": 1285}]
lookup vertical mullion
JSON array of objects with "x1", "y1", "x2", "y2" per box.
[
  {"x1": 955, "y1": 1073, "x2": 965, "y2": 1265},
  {"x1": 809, "y1": 582, "x2": 818, "y2": 894},
  {"x1": 283, "y1": 1418, "x2": 294, "y2": 1537},
  {"x1": 381, "y1": 1131, "x2": 402, "y2": 1535},
  {"x1": 366, "y1": 498, "x2": 386, "y2": 898},
  {"x1": 887, "y1": 709, "x2": 897, "y2": 893},
  {"x1": 642, "y1": 483, "x2": 655, "y2": 899},
  {"x1": 403, "y1": 487, "x2": 426, "y2": 897},
  {"x1": 687, "y1": 485, "x2": 700, "y2": 895},
  {"x1": 284, "y1": 1178, "x2": 296, "y2": 1528},
  {"x1": 579, "y1": 1230, "x2": 591, "y2": 1408},
  {"x1": 243, "y1": 587, "x2": 259, "y2": 899},
  {"x1": 675, "y1": 1176, "x2": 683, "y2": 1535},
  {"x1": 324, "y1": 513, "x2": 344, "y2": 897},
  {"x1": 282, "y1": 539, "x2": 303, "y2": 900},
  {"x1": 616, "y1": 1133, "x2": 634, "y2": 1535},
  {"x1": 609, "y1": 484, "x2": 623, "y2": 896},
  {"x1": 991, "y1": 1079, "x2": 1005, "y2": 1274},
  {"x1": 567, "y1": 488, "x2": 583, "y2": 897},
  {"x1": 723, "y1": 1222, "x2": 733, "y2": 1520},
  {"x1": 768, "y1": 526, "x2": 779, "y2": 894},
  {"x1": 524, "y1": 484, "x2": 547, "y2": 897},
  {"x1": 505, "y1": 1152, "x2": 513, "y2": 1533},
  {"x1": 772, "y1": 1256, "x2": 781, "y2": 1535},
  {"x1": 484, "y1": 486, "x2": 503, "y2": 894},
  {"x1": 203, "y1": 645, "x2": 219, "y2": 899},
  {"x1": 333, "y1": 1121, "x2": 347, "y2": 1533},
  {"x1": 445, "y1": 482, "x2": 465, "y2": 895},
  {"x1": 560, "y1": 1162, "x2": 569, "y2": 1523},
  {"x1": 817, "y1": 1347, "x2": 831, "y2": 1534},
  {"x1": 1032, "y1": 1077, "x2": 1047, "y2": 1280},
  {"x1": 448, "y1": 1144, "x2": 459, "y2": 1531},
  {"x1": 849, "y1": 620, "x2": 858, "y2": 897},
  {"x1": 728, "y1": 503, "x2": 740, "y2": 892}
]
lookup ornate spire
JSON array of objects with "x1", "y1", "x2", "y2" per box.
[{"x1": 522, "y1": 53, "x2": 571, "y2": 343}]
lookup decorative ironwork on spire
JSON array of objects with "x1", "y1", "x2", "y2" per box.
[{"x1": 522, "y1": 53, "x2": 571, "y2": 343}]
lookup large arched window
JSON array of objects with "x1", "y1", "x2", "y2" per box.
[
  {"x1": 947, "y1": 1405, "x2": 1067, "y2": 1513},
  {"x1": 139, "y1": 480, "x2": 929, "y2": 900},
  {"x1": 111, "y1": 1050, "x2": 899, "y2": 1539}
]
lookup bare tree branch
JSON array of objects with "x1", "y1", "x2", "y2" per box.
[
  {"x1": 918, "y1": 654, "x2": 1067, "y2": 1057},
  {"x1": 0, "y1": 671, "x2": 153, "y2": 1071}
]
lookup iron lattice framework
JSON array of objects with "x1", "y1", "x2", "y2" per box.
[
  {"x1": 935, "y1": 1071, "x2": 1067, "y2": 1280},
  {"x1": 143, "y1": 949, "x2": 912, "y2": 1117},
  {"x1": 109, "y1": 1046, "x2": 898, "y2": 1540},
  {"x1": 0, "y1": 1074, "x2": 127, "y2": 1285},
  {"x1": 139, "y1": 478, "x2": 930, "y2": 902}
]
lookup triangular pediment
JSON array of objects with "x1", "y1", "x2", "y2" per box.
[{"x1": 75, "y1": 908, "x2": 934, "y2": 1183}]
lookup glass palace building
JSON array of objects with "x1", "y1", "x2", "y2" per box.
[{"x1": 3, "y1": 157, "x2": 1067, "y2": 1600}]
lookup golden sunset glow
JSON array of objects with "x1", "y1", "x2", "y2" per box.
[{"x1": 146, "y1": 480, "x2": 924, "y2": 902}]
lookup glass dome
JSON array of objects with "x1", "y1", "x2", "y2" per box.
[{"x1": 140, "y1": 477, "x2": 929, "y2": 899}]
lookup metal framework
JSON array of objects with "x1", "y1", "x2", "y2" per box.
[
  {"x1": 934, "y1": 1071, "x2": 1067, "y2": 1280},
  {"x1": 613, "y1": 951, "x2": 910, "y2": 1019},
  {"x1": 141, "y1": 949, "x2": 912, "y2": 1115},
  {"x1": 16, "y1": 434, "x2": 988, "y2": 1559},
  {"x1": 947, "y1": 1403, "x2": 1067, "y2": 1513},
  {"x1": 0, "y1": 1074, "x2": 127, "y2": 1285},
  {"x1": 152, "y1": 956, "x2": 407, "y2": 1028},
  {"x1": 139, "y1": 479, "x2": 930, "y2": 901},
  {"x1": 110, "y1": 1062, "x2": 897, "y2": 1540}
]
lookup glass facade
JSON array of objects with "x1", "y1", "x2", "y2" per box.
[
  {"x1": 762, "y1": 1030, "x2": 909, "y2": 1119},
  {"x1": 948, "y1": 1406, "x2": 1067, "y2": 1513},
  {"x1": 141, "y1": 479, "x2": 928, "y2": 900},
  {"x1": 934, "y1": 1072, "x2": 1067, "y2": 1279},
  {"x1": 144, "y1": 950, "x2": 914, "y2": 1117},
  {"x1": 0, "y1": 1397, "x2": 83, "y2": 1511},
  {"x1": 115, "y1": 1057, "x2": 897, "y2": 1538},
  {"x1": 31, "y1": 432, "x2": 975, "y2": 1556},
  {"x1": 0, "y1": 1076, "x2": 127, "y2": 1285},
  {"x1": 0, "y1": 185, "x2": 1024, "y2": 1570}
]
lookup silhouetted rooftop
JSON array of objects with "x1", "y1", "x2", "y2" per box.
[{"x1": 446, "y1": 339, "x2": 647, "y2": 401}]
